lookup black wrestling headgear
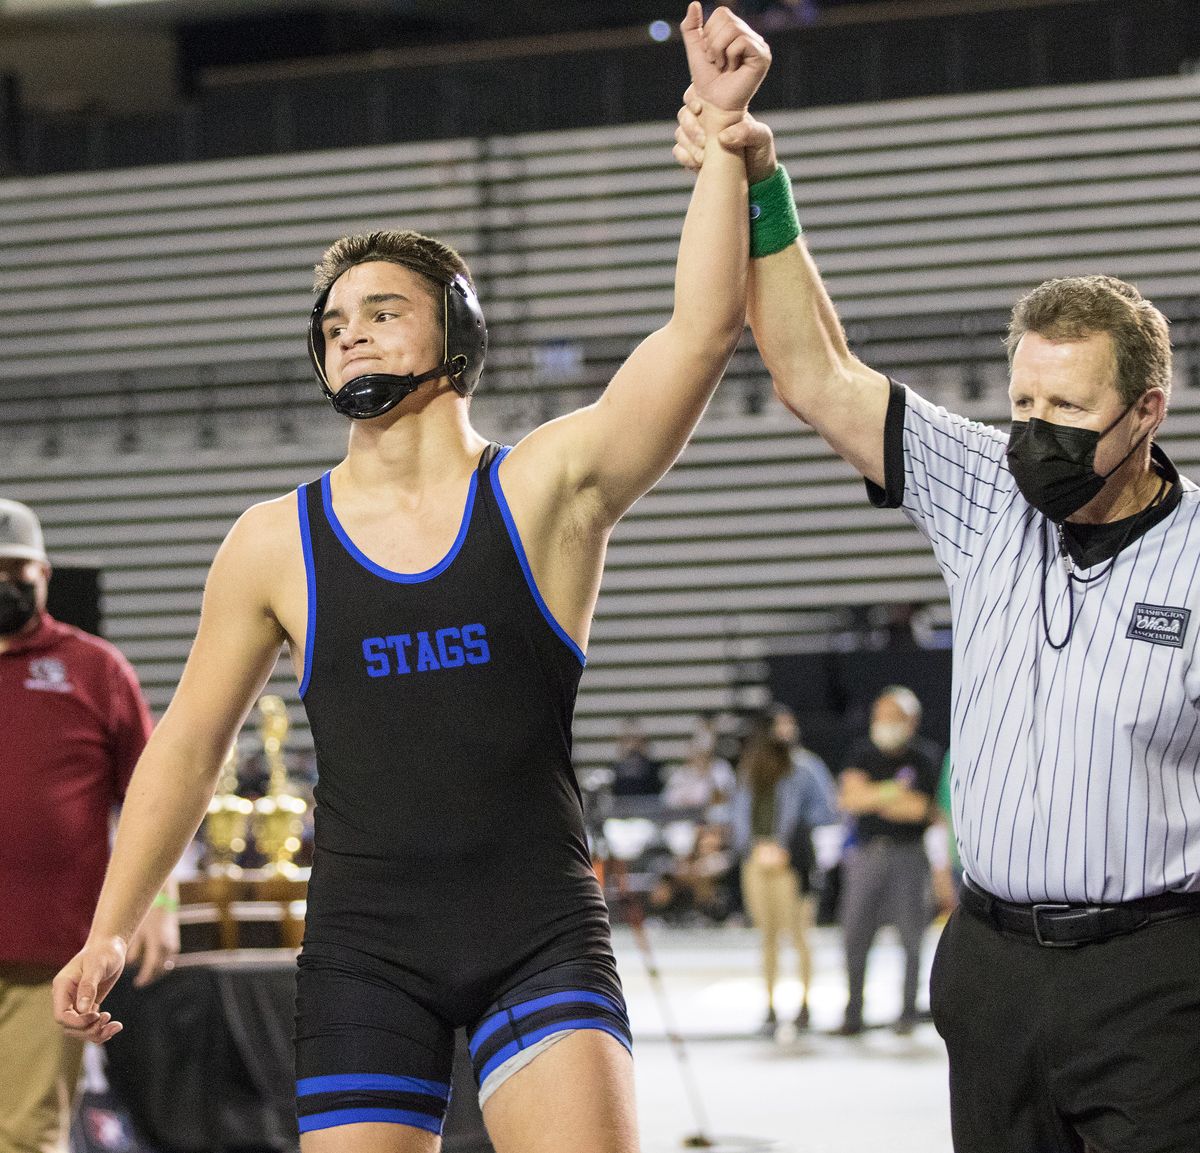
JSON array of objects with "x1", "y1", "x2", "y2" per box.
[{"x1": 308, "y1": 269, "x2": 487, "y2": 420}]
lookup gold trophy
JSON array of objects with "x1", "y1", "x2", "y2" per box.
[
  {"x1": 203, "y1": 743, "x2": 254, "y2": 877},
  {"x1": 252, "y1": 695, "x2": 308, "y2": 878}
]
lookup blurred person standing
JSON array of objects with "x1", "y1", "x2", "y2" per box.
[
  {"x1": 0, "y1": 498, "x2": 176, "y2": 1153},
  {"x1": 732, "y1": 706, "x2": 838, "y2": 1033},
  {"x1": 609, "y1": 717, "x2": 666, "y2": 798},
  {"x1": 835, "y1": 686, "x2": 940, "y2": 1035}
]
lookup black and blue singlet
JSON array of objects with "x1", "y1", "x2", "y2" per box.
[{"x1": 291, "y1": 444, "x2": 629, "y2": 1137}]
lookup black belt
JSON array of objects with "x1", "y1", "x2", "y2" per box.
[{"x1": 960, "y1": 876, "x2": 1200, "y2": 947}]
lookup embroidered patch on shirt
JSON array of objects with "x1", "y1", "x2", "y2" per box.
[
  {"x1": 24, "y1": 656, "x2": 74, "y2": 692},
  {"x1": 1126, "y1": 603, "x2": 1190, "y2": 649}
]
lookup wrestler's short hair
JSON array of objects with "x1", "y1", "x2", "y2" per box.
[{"x1": 313, "y1": 230, "x2": 474, "y2": 308}]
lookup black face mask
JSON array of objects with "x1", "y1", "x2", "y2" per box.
[
  {"x1": 1006, "y1": 404, "x2": 1148, "y2": 523},
  {"x1": 0, "y1": 580, "x2": 38, "y2": 636}
]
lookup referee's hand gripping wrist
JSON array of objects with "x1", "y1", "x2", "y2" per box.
[{"x1": 674, "y1": 96, "x2": 778, "y2": 184}]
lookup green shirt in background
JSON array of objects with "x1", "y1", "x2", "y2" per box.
[{"x1": 937, "y1": 751, "x2": 960, "y2": 871}]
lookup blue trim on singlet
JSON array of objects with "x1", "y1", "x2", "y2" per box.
[
  {"x1": 475, "y1": 1020, "x2": 633, "y2": 1086},
  {"x1": 296, "y1": 488, "x2": 317, "y2": 698},
  {"x1": 298, "y1": 1108, "x2": 444, "y2": 1135},
  {"x1": 320, "y1": 469, "x2": 479, "y2": 584},
  {"x1": 296, "y1": 1073, "x2": 451, "y2": 1098},
  {"x1": 488, "y1": 446, "x2": 587, "y2": 667},
  {"x1": 469, "y1": 989, "x2": 625, "y2": 1056}
]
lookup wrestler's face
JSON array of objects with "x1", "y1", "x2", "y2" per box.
[{"x1": 319, "y1": 261, "x2": 443, "y2": 390}]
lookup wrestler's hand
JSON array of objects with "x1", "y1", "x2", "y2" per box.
[
  {"x1": 52, "y1": 936, "x2": 128, "y2": 1043},
  {"x1": 674, "y1": 95, "x2": 779, "y2": 183},
  {"x1": 681, "y1": 2, "x2": 771, "y2": 114}
]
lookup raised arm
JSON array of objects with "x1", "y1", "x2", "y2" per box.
[
  {"x1": 675, "y1": 109, "x2": 890, "y2": 486},
  {"x1": 507, "y1": 3, "x2": 769, "y2": 524},
  {"x1": 52, "y1": 503, "x2": 290, "y2": 1041}
]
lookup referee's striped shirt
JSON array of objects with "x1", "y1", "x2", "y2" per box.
[{"x1": 869, "y1": 382, "x2": 1200, "y2": 904}]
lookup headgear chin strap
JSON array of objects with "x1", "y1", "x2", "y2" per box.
[
  {"x1": 322, "y1": 366, "x2": 453, "y2": 420},
  {"x1": 308, "y1": 269, "x2": 487, "y2": 420}
]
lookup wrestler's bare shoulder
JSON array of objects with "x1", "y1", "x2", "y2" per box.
[{"x1": 212, "y1": 492, "x2": 305, "y2": 588}]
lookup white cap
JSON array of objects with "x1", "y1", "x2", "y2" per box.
[{"x1": 0, "y1": 499, "x2": 48, "y2": 563}]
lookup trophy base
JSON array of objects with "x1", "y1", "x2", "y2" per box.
[{"x1": 178, "y1": 869, "x2": 310, "y2": 951}]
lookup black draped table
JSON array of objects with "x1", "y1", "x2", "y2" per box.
[{"x1": 86, "y1": 950, "x2": 493, "y2": 1153}]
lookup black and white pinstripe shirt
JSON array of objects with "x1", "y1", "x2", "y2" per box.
[{"x1": 870, "y1": 382, "x2": 1200, "y2": 903}]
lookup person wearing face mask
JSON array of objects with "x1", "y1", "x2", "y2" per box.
[
  {"x1": 0, "y1": 498, "x2": 175, "y2": 1153},
  {"x1": 835, "y1": 687, "x2": 940, "y2": 1036},
  {"x1": 673, "y1": 104, "x2": 1200, "y2": 1153}
]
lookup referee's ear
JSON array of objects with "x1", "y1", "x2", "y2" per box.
[{"x1": 1136, "y1": 386, "x2": 1168, "y2": 439}]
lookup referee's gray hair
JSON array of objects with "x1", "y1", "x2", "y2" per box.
[
  {"x1": 1005, "y1": 275, "x2": 1172, "y2": 409},
  {"x1": 876, "y1": 685, "x2": 922, "y2": 721}
]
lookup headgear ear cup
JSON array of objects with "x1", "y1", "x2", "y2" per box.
[
  {"x1": 308, "y1": 291, "x2": 332, "y2": 388},
  {"x1": 444, "y1": 274, "x2": 487, "y2": 396}
]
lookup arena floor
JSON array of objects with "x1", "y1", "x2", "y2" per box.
[{"x1": 616, "y1": 922, "x2": 953, "y2": 1153}]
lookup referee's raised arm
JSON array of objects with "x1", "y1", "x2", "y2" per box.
[
  {"x1": 674, "y1": 109, "x2": 889, "y2": 485},
  {"x1": 678, "y1": 69, "x2": 1200, "y2": 1153}
]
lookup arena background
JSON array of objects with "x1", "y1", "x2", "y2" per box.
[{"x1": 2, "y1": 2, "x2": 1199, "y2": 1150}]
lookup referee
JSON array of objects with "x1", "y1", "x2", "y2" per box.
[{"x1": 674, "y1": 108, "x2": 1200, "y2": 1151}]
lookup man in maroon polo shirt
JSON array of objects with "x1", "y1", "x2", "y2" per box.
[{"x1": 0, "y1": 498, "x2": 176, "y2": 1153}]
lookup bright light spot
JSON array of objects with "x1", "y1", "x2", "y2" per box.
[{"x1": 649, "y1": 20, "x2": 672, "y2": 42}]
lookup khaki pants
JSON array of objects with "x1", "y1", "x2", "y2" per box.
[
  {"x1": 0, "y1": 964, "x2": 84, "y2": 1153},
  {"x1": 740, "y1": 845, "x2": 815, "y2": 1013}
]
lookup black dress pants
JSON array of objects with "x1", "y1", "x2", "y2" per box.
[{"x1": 930, "y1": 903, "x2": 1200, "y2": 1153}]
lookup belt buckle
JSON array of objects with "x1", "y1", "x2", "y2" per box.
[{"x1": 1031, "y1": 902, "x2": 1076, "y2": 947}]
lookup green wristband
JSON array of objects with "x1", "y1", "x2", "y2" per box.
[
  {"x1": 152, "y1": 892, "x2": 179, "y2": 912},
  {"x1": 749, "y1": 164, "x2": 801, "y2": 259}
]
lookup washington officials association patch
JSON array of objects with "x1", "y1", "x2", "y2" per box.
[{"x1": 1126, "y1": 603, "x2": 1191, "y2": 649}]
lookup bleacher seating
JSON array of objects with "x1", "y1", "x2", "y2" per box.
[{"x1": 1, "y1": 73, "x2": 1198, "y2": 770}]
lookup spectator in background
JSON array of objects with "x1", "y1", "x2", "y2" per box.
[
  {"x1": 647, "y1": 824, "x2": 736, "y2": 925},
  {"x1": 836, "y1": 686, "x2": 940, "y2": 1036},
  {"x1": 662, "y1": 713, "x2": 736, "y2": 812},
  {"x1": 609, "y1": 718, "x2": 665, "y2": 798},
  {"x1": 650, "y1": 715, "x2": 740, "y2": 924},
  {"x1": 0, "y1": 498, "x2": 177, "y2": 1153},
  {"x1": 732, "y1": 706, "x2": 839, "y2": 1034}
]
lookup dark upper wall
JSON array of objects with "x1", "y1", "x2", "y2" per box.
[{"x1": 2, "y1": 0, "x2": 1198, "y2": 176}]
